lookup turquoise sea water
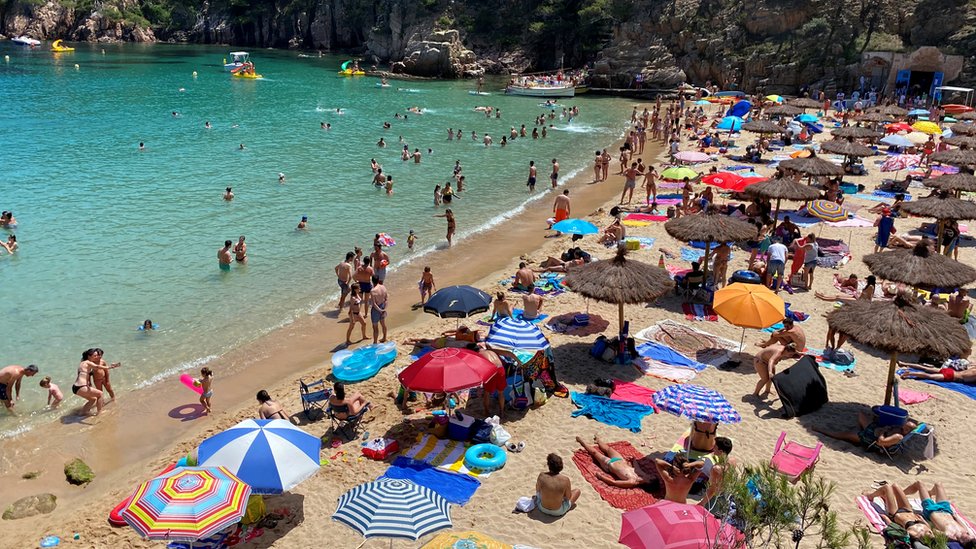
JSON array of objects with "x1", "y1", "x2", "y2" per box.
[{"x1": 0, "y1": 42, "x2": 630, "y2": 435}]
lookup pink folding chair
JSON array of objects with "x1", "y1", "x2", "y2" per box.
[{"x1": 770, "y1": 431, "x2": 822, "y2": 482}]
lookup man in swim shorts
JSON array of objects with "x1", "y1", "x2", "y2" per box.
[
  {"x1": 905, "y1": 481, "x2": 975, "y2": 544},
  {"x1": 553, "y1": 190, "x2": 571, "y2": 225},
  {"x1": 527, "y1": 161, "x2": 537, "y2": 192},
  {"x1": 535, "y1": 453, "x2": 580, "y2": 517},
  {"x1": 899, "y1": 360, "x2": 976, "y2": 384},
  {"x1": 355, "y1": 257, "x2": 375, "y2": 296},
  {"x1": 514, "y1": 262, "x2": 536, "y2": 291},
  {"x1": 218, "y1": 240, "x2": 233, "y2": 271},
  {"x1": 0, "y1": 364, "x2": 38, "y2": 412},
  {"x1": 335, "y1": 252, "x2": 355, "y2": 309},
  {"x1": 620, "y1": 162, "x2": 639, "y2": 204},
  {"x1": 368, "y1": 276, "x2": 388, "y2": 344},
  {"x1": 550, "y1": 158, "x2": 559, "y2": 188},
  {"x1": 370, "y1": 244, "x2": 390, "y2": 283}
]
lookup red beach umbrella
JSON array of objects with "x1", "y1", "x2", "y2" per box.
[
  {"x1": 397, "y1": 348, "x2": 497, "y2": 393},
  {"x1": 619, "y1": 500, "x2": 743, "y2": 549},
  {"x1": 886, "y1": 122, "x2": 914, "y2": 134}
]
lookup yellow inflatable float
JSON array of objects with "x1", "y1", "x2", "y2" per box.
[
  {"x1": 51, "y1": 39, "x2": 75, "y2": 52},
  {"x1": 338, "y1": 69, "x2": 365, "y2": 76},
  {"x1": 231, "y1": 62, "x2": 263, "y2": 79}
]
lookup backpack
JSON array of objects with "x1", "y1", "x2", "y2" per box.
[
  {"x1": 509, "y1": 372, "x2": 533, "y2": 410},
  {"x1": 590, "y1": 336, "x2": 608, "y2": 359}
]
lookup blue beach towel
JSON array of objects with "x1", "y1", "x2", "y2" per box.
[
  {"x1": 872, "y1": 190, "x2": 912, "y2": 200},
  {"x1": 775, "y1": 211, "x2": 821, "y2": 227},
  {"x1": 512, "y1": 308, "x2": 548, "y2": 324},
  {"x1": 898, "y1": 369, "x2": 976, "y2": 401},
  {"x1": 680, "y1": 247, "x2": 733, "y2": 262},
  {"x1": 570, "y1": 392, "x2": 655, "y2": 432},
  {"x1": 806, "y1": 348, "x2": 856, "y2": 373},
  {"x1": 381, "y1": 456, "x2": 481, "y2": 505},
  {"x1": 409, "y1": 346, "x2": 436, "y2": 362},
  {"x1": 636, "y1": 341, "x2": 708, "y2": 371}
]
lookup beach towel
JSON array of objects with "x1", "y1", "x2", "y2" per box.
[
  {"x1": 872, "y1": 190, "x2": 913, "y2": 200},
  {"x1": 381, "y1": 457, "x2": 481, "y2": 505},
  {"x1": 500, "y1": 274, "x2": 566, "y2": 296},
  {"x1": 665, "y1": 265, "x2": 690, "y2": 280},
  {"x1": 681, "y1": 303, "x2": 718, "y2": 322},
  {"x1": 632, "y1": 358, "x2": 700, "y2": 382},
  {"x1": 570, "y1": 392, "x2": 655, "y2": 432},
  {"x1": 610, "y1": 379, "x2": 657, "y2": 409},
  {"x1": 622, "y1": 213, "x2": 668, "y2": 226},
  {"x1": 898, "y1": 369, "x2": 976, "y2": 401},
  {"x1": 571, "y1": 441, "x2": 658, "y2": 511},
  {"x1": 825, "y1": 216, "x2": 874, "y2": 228},
  {"x1": 655, "y1": 198, "x2": 683, "y2": 206},
  {"x1": 634, "y1": 320, "x2": 740, "y2": 367},
  {"x1": 680, "y1": 247, "x2": 706, "y2": 262},
  {"x1": 513, "y1": 309, "x2": 547, "y2": 324},
  {"x1": 857, "y1": 495, "x2": 976, "y2": 536},
  {"x1": 404, "y1": 434, "x2": 492, "y2": 477},
  {"x1": 623, "y1": 237, "x2": 657, "y2": 250},
  {"x1": 806, "y1": 348, "x2": 856, "y2": 373},
  {"x1": 897, "y1": 387, "x2": 933, "y2": 405},
  {"x1": 635, "y1": 341, "x2": 709, "y2": 371},
  {"x1": 776, "y1": 211, "x2": 821, "y2": 227},
  {"x1": 545, "y1": 312, "x2": 610, "y2": 336}
]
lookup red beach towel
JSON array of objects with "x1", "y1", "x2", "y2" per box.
[
  {"x1": 572, "y1": 441, "x2": 657, "y2": 511},
  {"x1": 611, "y1": 380, "x2": 658, "y2": 411},
  {"x1": 624, "y1": 213, "x2": 668, "y2": 223},
  {"x1": 681, "y1": 303, "x2": 718, "y2": 321}
]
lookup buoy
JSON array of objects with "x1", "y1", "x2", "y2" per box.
[
  {"x1": 74, "y1": 64, "x2": 79, "y2": 70},
  {"x1": 192, "y1": 71, "x2": 198, "y2": 77},
  {"x1": 3, "y1": 55, "x2": 9, "y2": 62}
]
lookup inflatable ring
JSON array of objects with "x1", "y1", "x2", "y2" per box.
[{"x1": 464, "y1": 443, "x2": 506, "y2": 472}]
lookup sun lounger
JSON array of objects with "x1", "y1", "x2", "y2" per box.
[{"x1": 769, "y1": 431, "x2": 821, "y2": 482}]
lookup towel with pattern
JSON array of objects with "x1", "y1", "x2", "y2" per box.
[
  {"x1": 570, "y1": 392, "x2": 655, "y2": 432},
  {"x1": 404, "y1": 434, "x2": 492, "y2": 477},
  {"x1": 632, "y1": 358, "x2": 700, "y2": 382},
  {"x1": 634, "y1": 320, "x2": 740, "y2": 367},
  {"x1": 571, "y1": 441, "x2": 659, "y2": 511}
]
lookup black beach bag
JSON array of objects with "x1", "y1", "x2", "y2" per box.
[{"x1": 773, "y1": 355, "x2": 828, "y2": 418}]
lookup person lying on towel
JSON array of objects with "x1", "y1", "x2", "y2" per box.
[
  {"x1": 575, "y1": 435, "x2": 647, "y2": 488},
  {"x1": 899, "y1": 359, "x2": 976, "y2": 384}
]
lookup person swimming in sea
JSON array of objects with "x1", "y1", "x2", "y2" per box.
[
  {"x1": 297, "y1": 216, "x2": 308, "y2": 230},
  {"x1": 223, "y1": 187, "x2": 234, "y2": 200}
]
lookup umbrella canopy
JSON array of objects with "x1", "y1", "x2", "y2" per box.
[
  {"x1": 620, "y1": 500, "x2": 742, "y2": 549},
  {"x1": 788, "y1": 97, "x2": 822, "y2": 109},
  {"x1": 924, "y1": 173, "x2": 976, "y2": 193},
  {"x1": 333, "y1": 478, "x2": 452, "y2": 541},
  {"x1": 717, "y1": 116, "x2": 744, "y2": 131},
  {"x1": 880, "y1": 134, "x2": 915, "y2": 148},
  {"x1": 563, "y1": 247, "x2": 673, "y2": 331},
  {"x1": 765, "y1": 94, "x2": 784, "y2": 103},
  {"x1": 820, "y1": 139, "x2": 875, "y2": 157},
  {"x1": 741, "y1": 119, "x2": 784, "y2": 134},
  {"x1": 745, "y1": 177, "x2": 821, "y2": 201},
  {"x1": 912, "y1": 121, "x2": 942, "y2": 135},
  {"x1": 778, "y1": 153, "x2": 845, "y2": 177},
  {"x1": 653, "y1": 384, "x2": 742, "y2": 424},
  {"x1": 863, "y1": 242, "x2": 976, "y2": 288},
  {"x1": 806, "y1": 199, "x2": 848, "y2": 222},
  {"x1": 900, "y1": 195, "x2": 976, "y2": 220},
  {"x1": 663, "y1": 210, "x2": 757, "y2": 244},
  {"x1": 700, "y1": 172, "x2": 763, "y2": 192},
  {"x1": 397, "y1": 348, "x2": 497, "y2": 393},
  {"x1": 827, "y1": 295, "x2": 971, "y2": 404},
  {"x1": 870, "y1": 104, "x2": 909, "y2": 117},
  {"x1": 886, "y1": 122, "x2": 914, "y2": 133},
  {"x1": 486, "y1": 316, "x2": 550, "y2": 351},
  {"x1": 673, "y1": 150, "x2": 710, "y2": 163},
  {"x1": 712, "y1": 283, "x2": 785, "y2": 329},
  {"x1": 795, "y1": 113, "x2": 818, "y2": 123},
  {"x1": 660, "y1": 166, "x2": 699, "y2": 181},
  {"x1": 121, "y1": 467, "x2": 251, "y2": 542},
  {"x1": 880, "y1": 154, "x2": 921, "y2": 172},
  {"x1": 197, "y1": 419, "x2": 320, "y2": 494},
  {"x1": 766, "y1": 104, "x2": 804, "y2": 117},
  {"x1": 908, "y1": 108, "x2": 930, "y2": 116},
  {"x1": 832, "y1": 126, "x2": 882, "y2": 140},
  {"x1": 929, "y1": 148, "x2": 976, "y2": 167},
  {"x1": 950, "y1": 123, "x2": 976, "y2": 136},
  {"x1": 423, "y1": 285, "x2": 492, "y2": 319},
  {"x1": 858, "y1": 111, "x2": 895, "y2": 123},
  {"x1": 551, "y1": 218, "x2": 599, "y2": 235},
  {"x1": 904, "y1": 131, "x2": 932, "y2": 145}
]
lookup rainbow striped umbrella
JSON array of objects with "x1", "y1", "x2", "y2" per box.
[
  {"x1": 806, "y1": 199, "x2": 848, "y2": 223},
  {"x1": 121, "y1": 467, "x2": 251, "y2": 542}
]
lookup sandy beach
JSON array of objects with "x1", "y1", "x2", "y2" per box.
[{"x1": 4, "y1": 103, "x2": 976, "y2": 549}]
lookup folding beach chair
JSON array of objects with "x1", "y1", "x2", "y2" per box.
[
  {"x1": 869, "y1": 422, "x2": 934, "y2": 460},
  {"x1": 299, "y1": 378, "x2": 330, "y2": 420},
  {"x1": 328, "y1": 403, "x2": 371, "y2": 440},
  {"x1": 770, "y1": 431, "x2": 822, "y2": 482}
]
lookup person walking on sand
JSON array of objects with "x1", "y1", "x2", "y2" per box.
[
  {"x1": 620, "y1": 162, "x2": 639, "y2": 204},
  {"x1": 527, "y1": 161, "x2": 537, "y2": 192},
  {"x1": 553, "y1": 190, "x2": 571, "y2": 225},
  {"x1": 643, "y1": 166, "x2": 657, "y2": 204},
  {"x1": 0, "y1": 364, "x2": 38, "y2": 412},
  {"x1": 368, "y1": 276, "x2": 389, "y2": 344},
  {"x1": 434, "y1": 209, "x2": 456, "y2": 247},
  {"x1": 197, "y1": 367, "x2": 214, "y2": 415},
  {"x1": 336, "y1": 252, "x2": 355, "y2": 309},
  {"x1": 419, "y1": 266, "x2": 435, "y2": 304},
  {"x1": 218, "y1": 240, "x2": 233, "y2": 271},
  {"x1": 535, "y1": 453, "x2": 581, "y2": 518}
]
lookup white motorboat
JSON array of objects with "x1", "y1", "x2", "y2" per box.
[
  {"x1": 223, "y1": 51, "x2": 250, "y2": 71},
  {"x1": 11, "y1": 36, "x2": 41, "y2": 47},
  {"x1": 504, "y1": 84, "x2": 575, "y2": 98}
]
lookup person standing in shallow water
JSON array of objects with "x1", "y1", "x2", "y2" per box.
[
  {"x1": 234, "y1": 236, "x2": 247, "y2": 263},
  {"x1": 218, "y1": 240, "x2": 233, "y2": 271},
  {"x1": 434, "y1": 209, "x2": 456, "y2": 247}
]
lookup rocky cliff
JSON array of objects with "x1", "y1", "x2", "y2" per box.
[{"x1": 5, "y1": 0, "x2": 976, "y2": 90}]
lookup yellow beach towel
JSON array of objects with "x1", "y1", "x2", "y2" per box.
[{"x1": 403, "y1": 434, "x2": 492, "y2": 477}]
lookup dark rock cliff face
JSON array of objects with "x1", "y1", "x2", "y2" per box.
[{"x1": 5, "y1": 0, "x2": 976, "y2": 89}]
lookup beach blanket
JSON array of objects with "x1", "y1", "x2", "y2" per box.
[
  {"x1": 404, "y1": 435, "x2": 492, "y2": 477},
  {"x1": 635, "y1": 341, "x2": 708, "y2": 371},
  {"x1": 825, "y1": 216, "x2": 874, "y2": 228},
  {"x1": 898, "y1": 369, "x2": 976, "y2": 401},
  {"x1": 611, "y1": 379, "x2": 657, "y2": 409},
  {"x1": 622, "y1": 213, "x2": 668, "y2": 227},
  {"x1": 897, "y1": 387, "x2": 933, "y2": 405},
  {"x1": 805, "y1": 348, "x2": 856, "y2": 373},
  {"x1": 632, "y1": 358, "x2": 700, "y2": 382},
  {"x1": 500, "y1": 274, "x2": 566, "y2": 296},
  {"x1": 545, "y1": 312, "x2": 610, "y2": 336},
  {"x1": 682, "y1": 303, "x2": 718, "y2": 322},
  {"x1": 776, "y1": 211, "x2": 821, "y2": 227},
  {"x1": 857, "y1": 495, "x2": 976, "y2": 536},
  {"x1": 680, "y1": 247, "x2": 706, "y2": 262},
  {"x1": 570, "y1": 392, "x2": 655, "y2": 432},
  {"x1": 513, "y1": 309, "x2": 547, "y2": 323},
  {"x1": 872, "y1": 190, "x2": 913, "y2": 200},
  {"x1": 634, "y1": 320, "x2": 740, "y2": 367},
  {"x1": 381, "y1": 457, "x2": 481, "y2": 505},
  {"x1": 655, "y1": 198, "x2": 683, "y2": 206},
  {"x1": 571, "y1": 441, "x2": 658, "y2": 511}
]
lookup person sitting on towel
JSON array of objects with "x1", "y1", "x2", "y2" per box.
[
  {"x1": 575, "y1": 435, "x2": 645, "y2": 488},
  {"x1": 861, "y1": 483, "x2": 934, "y2": 543},
  {"x1": 534, "y1": 453, "x2": 581, "y2": 517}
]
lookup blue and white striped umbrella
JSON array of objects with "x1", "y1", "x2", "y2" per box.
[
  {"x1": 486, "y1": 317, "x2": 550, "y2": 351},
  {"x1": 332, "y1": 478, "x2": 452, "y2": 540},
  {"x1": 198, "y1": 419, "x2": 320, "y2": 494},
  {"x1": 652, "y1": 384, "x2": 741, "y2": 424}
]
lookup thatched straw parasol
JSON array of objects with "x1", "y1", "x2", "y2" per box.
[
  {"x1": 779, "y1": 152, "x2": 845, "y2": 177},
  {"x1": 950, "y1": 123, "x2": 976, "y2": 136},
  {"x1": 900, "y1": 194, "x2": 976, "y2": 221},
  {"x1": 929, "y1": 148, "x2": 976, "y2": 167},
  {"x1": 857, "y1": 111, "x2": 894, "y2": 123},
  {"x1": 664, "y1": 208, "x2": 757, "y2": 282},
  {"x1": 745, "y1": 177, "x2": 821, "y2": 231},
  {"x1": 826, "y1": 295, "x2": 971, "y2": 404},
  {"x1": 941, "y1": 135, "x2": 976, "y2": 148},
  {"x1": 741, "y1": 120, "x2": 784, "y2": 134},
  {"x1": 868, "y1": 104, "x2": 909, "y2": 117},
  {"x1": 820, "y1": 139, "x2": 875, "y2": 157},
  {"x1": 562, "y1": 247, "x2": 672, "y2": 332},
  {"x1": 956, "y1": 111, "x2": 976, "y2": 121},
  {"x1": 923, "y1": 173, "x2": 976, "y2": 194},
  {"x1": 766, "y1": 104, "x2": 804, "y2": 117},
  {"x1": 831, "y1": 126, "x2": 882, "y2": 140},
  {"x1": 863, "y1": 242, "x2": 976, "y2": 289},
  {"x1": 788, "y1": 98, "x2": 821, "y2": 110}
]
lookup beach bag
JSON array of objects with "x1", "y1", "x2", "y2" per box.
[
  {"x1": 533, "y1": 383, "x2": 548, "y2": 406},
  {"x1": 471, "y1": 419, "x2": 493, "y2": 444},
  {"x1": 362, "y1": 438, "x2": 400, "y2": 460},
  {"x1": 490, "y1": 424, "x2": 512, "y2": 446},
  {"x1": 824, "y1": 348, "x2": 854, "y2": 366},
  {"x1": 242, "y1": 495, "x2": 266, "y2": 525},
  {"x1": 773, "y1": 355, "x2": 828, "y2": 418},
  {"x1": 590, "y1": 336, "x2": 608, "y2": 359},
  {"x1": 508, "y1": 372, "x2": 533, "y2": 410}
]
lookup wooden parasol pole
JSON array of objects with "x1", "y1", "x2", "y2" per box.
[
  {"x1": 618, "y1": 302, "x2": 625, "y2": 334},
  {"x1": 771, "y1": 198, "x2": 782, "y2": 233},
  {"x1": 884, "y1": 353, "x2": 899, "y2": 406},
  {"x1": 701, "y1": 238, "x2": 712, "y2": 283}
]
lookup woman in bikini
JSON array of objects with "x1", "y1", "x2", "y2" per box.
[
  {"x1": 256, "y1": 390, "x2": 289, "y2": 420},
  {"x1": 434, "y1": 209, "x2": 456, "y2": 246},
  {"x1": 345, "y1": 284, "x2": 367, "y2": 346},
  {"x1": 328, "y1": 382, "x2": 370, "y2": 420},
  {"x1": 234, "y1": 235, "x2": 247, "y2": 263},
  {"x1": 689, "y1": 420, "x2": 718, "y2": 452},
  {"x1": 862, "y1": 483, "x2": 934, "y2": 542},
  {"x1": 72, "y1": 349, "x2": 116, "y2": 416}
]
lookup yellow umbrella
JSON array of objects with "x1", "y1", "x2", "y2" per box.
[
  {"x1": 421, "y1": 531, "x2": 511, "y2": 549},
  {"x1": 712, "y1": 283, "x2": 785, "y2": 350},
  {"x1": 765, "y1": 94, "x2": 784, "y2": 103},
  {"x1": 912, "y1": 121, "x2": 942, "y2": 135}
]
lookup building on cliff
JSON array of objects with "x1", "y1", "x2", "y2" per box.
[{"x1": 861, "y1": 47, "x2": 966, "y2": 104}]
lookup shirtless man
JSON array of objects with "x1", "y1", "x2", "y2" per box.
[
  {"x1": 535, "y1": 454, "x2": 581, "y2": 517},
  {"x1": 218, "y1": 240, "x2": 233, "y2": 271},
  {"x1": 948, "y1": 288, "x2": 971, "y2": 319},
  {"x1": 370, "y1": 244, "x2": 390, "y2": 283},
  {"x1": 354, "y1": 257, "x2": 375, "y2": 297},
  {"x1": 654, "y1": 454, "x2": 704, "y2": 503},
  {"x1": 620, "y1": 162, "x2": 639, "y2": 204},
  {"x1": 521, "y1": 293, "x2": 544, "y2": 320},
  {"x1": 335, "y1": 251, "x2": 355, "y2": 309},
  {"x1": 223, "y1": 187, "x2": 234, "y2": 200},
  {"x1": 550, "y1": 158, "x2": 560, "y2": 188},
  {"x1": 413, "y1": 148, "x2": 422, "y2": 163},
  {"x1": 368, "y1": 276, "x2": 388, "y2": 344},
  {"x1": 756, "y1": 317, "x2": 805, "y2": 361},
  {"x1": 900, "y1": 360, "x2": 976, "y2": 384},
  {"x1": 419, "y1": 266, "x2": 435, "y2": 304},
  {"x1": 553, "y1": 190, "x2": 571, "y2": 226},
  {"x1": 576, "y1": 435, "x2": 644, "y2": 488},
  {"x1": 514, "y1": 262, "x2": 536, "y2": 291},
  {"x1": 372, "y1": 168, "x2": 387, "y2": 187},
  {"x1": 0, "y1": 364, "x2": 38, "y2": 412},
  {"x1": 527, "y1": 161, "x2": 537, "y2": 192}
]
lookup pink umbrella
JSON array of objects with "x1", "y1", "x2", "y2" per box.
[
  {"x1": 619, "y1": 501, "x2": 743, "y2": 549},
  {"x1": 881, "y1": 154, "x2": 921, "y2": 173},
  {"x1": 674, "y1": 151, "x2": 711, "y2": 164}
]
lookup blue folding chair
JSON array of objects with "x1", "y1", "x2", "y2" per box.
[
  {"x1": 870, "y1": 422, "x2": 933, "y2": 460},
  {"x1": 299, "y1": 378, "x2": 330, "y2": 420}
]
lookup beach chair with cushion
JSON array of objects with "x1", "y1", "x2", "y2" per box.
[
  {"x1": 299, "y1": 378, "x2": 330, "y2": 420},
  {"x1": 328, "y1": 403, "x2": 371, "y2": 440},
  {"x1": 770, "y1": 431, "x2": 822, "y2": 482},
  {"x1": 869, "y1": 422, "x2": 934, "y2": 460}
]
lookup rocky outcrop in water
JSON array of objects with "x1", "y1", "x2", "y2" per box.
[{"x1": 385, "y1": 29, "x2": 480, "y2": 77}]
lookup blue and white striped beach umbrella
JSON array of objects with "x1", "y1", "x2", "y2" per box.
[
  {"x1": 652, "y1": 384, "x2": 742, "y2": 424},
  {"x1": 198, "y1": 419, "x2": 320, "y2": 494},
  {"x1": 486, "y1": 317, "x2": 550, "y2": 351},
  {"x1": 332, "y1": 478, "x2": 453, "y2": 540}
]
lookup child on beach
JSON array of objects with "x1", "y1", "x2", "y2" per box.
[
  {"x1": 197, "y1": 367, "x2": 213, "y2": 414},
  {"x1": 407, "y1": 230, "x2": 416, "y2": 251},
  {"x1": 39, "y1": 377, "x2": 62, "y2": 408}
]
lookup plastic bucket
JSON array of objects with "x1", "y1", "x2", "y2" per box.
[{"x1": 873, "y1": 405, "x2": 908, "y2": 427}]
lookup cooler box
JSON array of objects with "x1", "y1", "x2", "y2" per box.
[
  {"x1": 362, "y1": 437, "x2": 400, "y2": 460},
  {"x1": 448, "y1": 412, "x2": 476, "y2": 441}
]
